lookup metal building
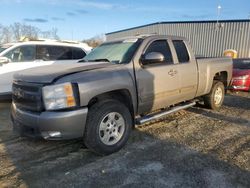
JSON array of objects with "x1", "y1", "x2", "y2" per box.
[{"x1": 106, "y1": 20, "x2": 250, "y2": 58}]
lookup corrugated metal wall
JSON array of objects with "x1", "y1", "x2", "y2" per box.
[{"x1": 106, "y1": 21, "x2": 250, "y2": 58}]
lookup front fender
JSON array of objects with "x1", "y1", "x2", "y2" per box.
[{"x1": 56, "y1": 66, "x2": 137, "y2": 113}]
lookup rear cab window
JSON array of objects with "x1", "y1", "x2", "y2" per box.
[{"x1": 173, "y1": 40, "x2": 190, "y2": 63}]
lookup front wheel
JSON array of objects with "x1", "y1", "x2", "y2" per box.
[
  {"x1": 203, "y1": 81, "x2": 225, "y2": 110},
  {"x1": 84, "y1": 99, "x2": 132, "y2": 155}
]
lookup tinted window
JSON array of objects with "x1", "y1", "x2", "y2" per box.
[
  {"x1": 145, "y1": 40, "x2": 173, "y2": 64},
  {"x1": 36, "y1": 45, "x2": 50, "y2": 61},
  {"x1": 173, "y1": 40, "x2": 190, "y2": 63},
  {"x1": 5, "y1": 45, "x2": 35, "y2": 62},
  {"x1": 233, "y1": 59, "x2": 250, "y2": 69},
  {"x1": 72, "y1": 47, "x2": 86, "y2": 59},
  {"x1": 37, "y1": 45, "x2": 72, "y2": 61}
]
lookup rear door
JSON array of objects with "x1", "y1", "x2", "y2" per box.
[
  {"x1": 135, "y1": 39, "x2": 181, "y2": 113},
  {"x1": 172, "y1": 40, "x2": 198, "y2": 101}
]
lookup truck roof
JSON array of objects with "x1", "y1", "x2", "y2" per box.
[{"x1": 107, "y1": 34, "x2": 186, "y2": 43}]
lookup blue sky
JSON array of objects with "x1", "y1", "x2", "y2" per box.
[{"x1": 1, "y1": 0, "x2": 249, "y2": 40}]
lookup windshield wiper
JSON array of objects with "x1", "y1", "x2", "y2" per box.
[
  {"x1": 88, "y1": 58, "x2": 110, "y2": 62},
  {"x1": 78, "y1": 59, "x2": 86, "y2": 63}
]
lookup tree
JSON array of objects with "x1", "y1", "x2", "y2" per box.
[
  {"x1": 20, "y1": 24, "x2": 40, "y2": 40},
  {"x1": 0, "y1": 24, "x2": 3, "y2": 43},
  {"x1": 1, "y1": 26, "x2": 12, "y2": 43},
  {"x1": 0, "y1": 22, "x2": 60, "y2": 44},
  {"x1": 11, "y1": 22, "x2": 22, "y2": 41},
  {"x1": 41, "y1": 27, "x2": 59, "y2": 40},
  {"x1": 82, "y1": 34, "x2": 105, "y2": 48},
  {"x1": 9, "y1": 22, "x2": 40, "y2": 41}
]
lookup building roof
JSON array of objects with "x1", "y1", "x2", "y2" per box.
[{"x1": 106, "y1": 19, "x2": 250, "y2": 35}]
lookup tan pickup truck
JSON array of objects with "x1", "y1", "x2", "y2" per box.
[{"x1": 11, "y1": 35, "x2": 232, "y2": 155}]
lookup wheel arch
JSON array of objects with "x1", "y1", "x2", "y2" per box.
[
  {"x1": 87, "y1": 89, "x2": 135, "y2": 118},
  {"x1": 213, "y1": 71, "x2": 228, "y2": 88}
]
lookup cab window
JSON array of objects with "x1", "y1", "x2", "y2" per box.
[
  {"x1": 72, "y1": 47, "x2": 86, "y2": 59},
  {"x1": 5, "y1": 45, "x2": 36, "y2": 62},
  {"x1": 144, "y1": 40, "x2": 173, "y2": 65},
  {"x1": 36, "y1": 45, "x2": 72, "y2": 61},
  {"x1": 173, "y1": 40, "x2": 190, "y2": 63}
]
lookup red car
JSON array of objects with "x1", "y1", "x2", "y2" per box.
[{"x1": 231, "y1": 59, "x2": 250, "y2": 91}]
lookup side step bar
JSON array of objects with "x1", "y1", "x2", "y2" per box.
[{"x1": 136, "y1": 101, "x2": 196, "y2": 125}]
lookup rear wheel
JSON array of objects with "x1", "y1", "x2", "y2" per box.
[
  {"x1": 203, "y1": 81, "x2": 225, "y2": 110},
  {"x1": 84, "y1": 99, "x2": 132, "y2": 155}
]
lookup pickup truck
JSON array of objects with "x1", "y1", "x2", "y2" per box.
[{"x1": 11, "y1": 35, "x2": 232, "y2": 155}]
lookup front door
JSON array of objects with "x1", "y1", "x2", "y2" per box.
[
  {"x1": 0, "y1": 45, "x2": 52, "y2": 94},
  {"x1": 136, "y1": 39, "x2": 180, "y2": 114}
]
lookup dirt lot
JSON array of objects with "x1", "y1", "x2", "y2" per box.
[{"x1": 0, "y1": 92, "x2": 249, "y2": 188}]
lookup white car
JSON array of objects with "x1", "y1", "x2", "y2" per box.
[{"x1": 0, "y1": 40, "x2": 92, "y2": 99}]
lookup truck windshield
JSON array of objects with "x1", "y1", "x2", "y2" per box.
[
  {"x1": 233, "y1": 59, "x2": 250, "y2": 69},
  {"x1": 83, "y1": 39, "x2": 141, "y2": 64}
]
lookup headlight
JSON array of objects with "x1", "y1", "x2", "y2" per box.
[{"x1": 42, "y1": 83, "x2": 77, "y2": 110}]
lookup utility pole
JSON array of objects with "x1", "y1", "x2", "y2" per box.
[
  {"x1": 216, "y1": 5, "x2": 222, "y2": 30},
  {"x1": 217, "y1": 5, "x2": 222, "y2": 24}
]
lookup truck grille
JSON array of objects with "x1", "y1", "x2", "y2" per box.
[{"x1": 12, "y1": 81, "x2": 44, "y2": 112}]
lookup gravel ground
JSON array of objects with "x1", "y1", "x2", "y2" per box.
[{"x1": 0, "y1": 92, "x2": 249, "y2": 188}]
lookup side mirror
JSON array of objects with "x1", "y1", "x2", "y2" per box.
[
  {"x1": 141, "y1": 52, "x2": 165, "y2": 65},
  {"x1": 0, "y1": 57, "x2": 10, "y2": 65}
]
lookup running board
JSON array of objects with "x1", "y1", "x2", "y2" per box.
[{"x1": 136, "y1": 101, "x2": 196, "y2": 125}]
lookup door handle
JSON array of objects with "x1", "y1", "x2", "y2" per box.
[{"x1": 168, "y1": 69, "x2": 178, "y2": 76}]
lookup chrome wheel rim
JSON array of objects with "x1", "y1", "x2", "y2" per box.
[
  {"x1": 99, "y1": 112, "x2": 125, "y2": 146},
  {"x1": 214, "y1": 87, "x2": 223, "y2": 105}
]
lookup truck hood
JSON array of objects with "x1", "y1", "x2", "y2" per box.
[{"x1": 14, "y1": 62, "x2": 113, "y2": 83}]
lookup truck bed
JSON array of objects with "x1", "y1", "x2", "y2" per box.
[{"x1": 196, "y1": 57, "x2": 233, "y2": 97}]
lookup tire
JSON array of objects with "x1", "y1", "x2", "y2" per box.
[
  {"x1": 203, "y1": 81, "x2": 225, "y2": 110},
  {"x1": 84, "y1": 99, "x2": 132, "y2": 155}
]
